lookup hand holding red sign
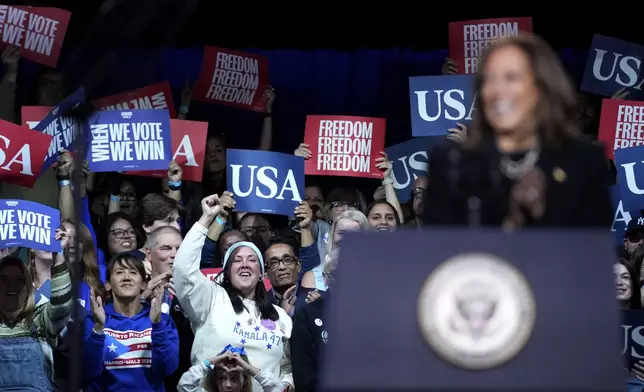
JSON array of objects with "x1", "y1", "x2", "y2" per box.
[
  {"x1": 448, "y1": 17, "x2": 533, "y2": 74},
  {"x1": 0, "y1": 6, "x2": 71, "y2": 67},
  {"x1": 193, "y1": 47, "x2": 269, "y2": 112},
  {"x1": 598, "y1": 98, "x2": 644, "y2": 159},
  {"x1": 0, "y1": 119, "x2": 52, "y2": 187},
  {"x1": 303, "y1": 115, "x2": 386, "y2": 178}
]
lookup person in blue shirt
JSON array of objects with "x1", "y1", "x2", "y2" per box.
[{"x1": 83, "y1": 251, "x2": 179, "y2": 392}]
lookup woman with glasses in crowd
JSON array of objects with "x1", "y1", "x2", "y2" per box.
[
  {"x1": 174, "y1": 194, "x2": 294, "y2": 392},
  {"x1": 422, "y1": 34, "x2": 612, "y2": 229},
  {"x1": 0, "y1": 229, "x2": 72, "y2": 391}
]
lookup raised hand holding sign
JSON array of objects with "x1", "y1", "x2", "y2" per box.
[{"x1": 227, "y1": 149, "x2": 304, "y2": 216}]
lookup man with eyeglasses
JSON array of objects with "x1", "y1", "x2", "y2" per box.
[
  {"x1": 264, "y1": 238, "x2": 302, "y2": 317},
  {"x1": 238, "y1": 213, "x2": 273, "y2": 253},
  {"x1": 405, "y1": 176, "x2": 428, "y2": 228}
]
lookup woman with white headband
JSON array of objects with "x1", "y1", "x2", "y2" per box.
[{"x1": 173, "y1": 194, "x2": 294, "y2": 392}]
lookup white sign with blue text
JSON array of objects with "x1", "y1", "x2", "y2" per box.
[
  {"x1": 87, "y1": 109, "x2": 172, "y2": 172},
  {"x1": 227, "y1": 149, "x2": 304, "y2": 216},
  {"x1": 409, "y1": 75, "x2": 476, "y2": 137}
]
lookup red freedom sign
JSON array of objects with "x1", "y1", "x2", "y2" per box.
[
  {"x1": 201, "y1": 268, "x2": 273, "y2": 290},
  {"x1": 303, "y1": 115, "x2": 386, "y2": 178},
  {"x1": 0, "y1": 6, "x2": 71, "y2": 67},
  {"x1": 0, "y1": 118, "x2": 52, "y2": 187},
  {"x1": 127, "y1": 119, "x2": 208, "y2": 182},
  {"x1": 92, "y1": 82, "x2": 177, "y2": 118},
  {"x1": 598, "y1": 99, "x2": 644, "y2": 159},
  {"x1": 193, "y1": 47, "x2": 269, "y2": 112},
  {"x1": 448, "y1": 17, "x2": 533, "y2": 74}
]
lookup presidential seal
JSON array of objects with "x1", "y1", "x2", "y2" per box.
[{"x1": 417, "y1": 252, "x2": 536, "y2": 370}]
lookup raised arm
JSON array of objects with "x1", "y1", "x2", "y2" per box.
[
  {"x1": 173, "y1": 194, "x2": 223, "y2": 328},
  {"x1": 35, "y1": 238, "x2": 73, "y2": 342}
]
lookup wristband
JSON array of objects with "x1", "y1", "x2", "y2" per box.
[
  {"x1": 204, "y1": 359, "x2": 213, "y2": 369},
  {"x1": 168, "y1": 180, "x2": 182, "y2": 191},
  {"x1": 59, "y1": 180, "x2": 71, "y2": 187},
  {"x1": 92, "y1": 327, "x2": 104, "y2": 336},
  {"x1": 56, "y1": 174, "x2": 70, "y2": 181},
  {"x1": 215, "y1": 215, "x2": 227, "y2": 225},
  {"x1": 264, "y1": 112, "x2": 272, "y2": 118},
  {"x1": 110, "y1": 194, "x2": 121, "y2": 202},
  {"x1": 179, "y1": 104, "x2": 190, "y2": 114}
]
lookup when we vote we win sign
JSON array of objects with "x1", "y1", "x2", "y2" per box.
[
  {"x1": 87, "y1": 110, "x2": 172, "y2": 172},
  {"x1": 0, "y1": 200, "x2": 61, "y2": 253}
]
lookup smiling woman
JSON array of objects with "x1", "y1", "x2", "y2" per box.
[
  {"x1": 422, "y1": 33, "x2": 613, "y2": 229},
  {"x1": 173, "y1": 195, "x2": 294, "y2": 392},
  {"x1": 0, "y1": 248, "x2": 73, "y2": 391}
]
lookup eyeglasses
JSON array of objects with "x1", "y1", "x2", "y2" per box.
[
  {"x1": 331, "y1": 201, "x2": 359, "y2": 210},
  {"x1": 266, "y1": 256, "x2": 297, "y2": 271},
  {"x1": 109, "y1": 229, "x2": 136, "y2": 239},
  {"x1": 240, "y1": 226, "x2": 271, "y2": 236},
  {"x1": 411, "y1": 187, "x2": 427, "y2": 199}
]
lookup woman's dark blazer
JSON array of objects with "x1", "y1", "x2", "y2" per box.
[{"x1": 421, "y1": 137, "x2": 613, "y2": 228}]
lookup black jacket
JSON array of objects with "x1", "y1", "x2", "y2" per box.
[
  {"x1": 291, "y1": 296, "x2": 329, "y2": 392},
  {"x1": 164, "y1": 296, "x2": 194, "y2": 392},
  {"x1": 421, "y1": 137, "x2": 613, "y2": 228}
]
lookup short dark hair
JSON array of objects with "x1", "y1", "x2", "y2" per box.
[
  {"x1": 106, "y1": 252, "x2": 147, "y2": 283},
  {"x1": 266, "y1": 236, "x2": 300, "y2": 258},
  {"x1": 139, "y1": 193, "x2": 184, "y2": 228}
]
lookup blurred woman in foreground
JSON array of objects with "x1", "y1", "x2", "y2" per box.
[{"x1": 422, "y1": 34, "x2": 612, "y2": 228}]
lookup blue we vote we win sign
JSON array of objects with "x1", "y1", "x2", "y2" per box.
[
  {"x1": 87, "y1": 109, "x2": 172, "y2": 172},
  {"x1": 409, "y1": 75, "x2": 476, "y2": 137},
  {"x1": 581, "y1": 35, "x2": 644, "y2": 99},
  {"x1": 31, "y1": 87, "x2": 85, "y2": 172},
  {"x1": 0, "y1": 200, "x2": 61, "y2": 253},
  {"x1": 227, "y1": 149, "x2": 305, "y2": 216}
]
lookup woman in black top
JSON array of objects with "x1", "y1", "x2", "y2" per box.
[{"x1": 422, "y1": 34, "x2": 612, "y2": 229}]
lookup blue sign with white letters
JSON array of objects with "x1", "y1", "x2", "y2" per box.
[
  {"x1": 615, "y1": 145, "x2": 644, "y2": 211},
  {"x1": 581, "y1": 35, "x2": 644, "y2": 99},
  {"x1": 0, "y1": 199, "x2": 61, "y2": 253},
  {"x1": 227, "y1": 149, "x2": 305, "y2": 216},
  {"x1": 32, "y1": 87, "x2": 85, "y2": 172},
  {"x1": 385, "y1": 137, "x2": 444, "y2": 203},
  {"x1": 610, "y1": 185, "x2": 635, "y2": 246},
  {"x1": 86, "y1": 109, "x2": 172, "y2": 172},
  {"x1": 409, "y1": 75, "x2": 476, "y2": 137}
]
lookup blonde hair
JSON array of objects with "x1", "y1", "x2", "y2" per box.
[
  {"x1": 324, "y1": 210, "x2": 369, "y2": 258},
  {"x1": 0, "y1": 256, "x2": 36, "y2": 325},
  {"x1": 322, "y1": 248, "x2": 341, "y2": 284}
]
